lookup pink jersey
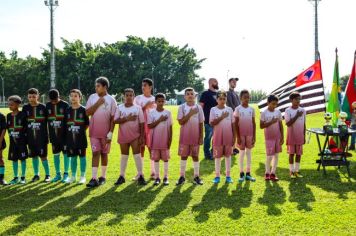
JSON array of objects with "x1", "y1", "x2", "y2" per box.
[
  {"x1": 134, "y1": 94, "x2": 155, "y2": 118},
  {"x1": 260, "y1": 109, "x2": 282, "y2": 140},
  {"x1": 234, "y1": 105, "x2": 255, "y2": 136},
  {"x1": 86, "y1": 93, "x2": 117, "y2": 138},
  {"x1": 115, "y1": 104, "x2": 144, "y2": 144},
  {"x1": 209, "y1": 106, "x2": 235, "y2": 146},
  {"x1": 177, "y1": 103, "x2": 204, "y2": 145},
  {"x1": 147, "y1": 109, "x2": 172, "y2": 150},
  {"x1": 285, "y1": 107, "x2": 306, "y2": 145}
]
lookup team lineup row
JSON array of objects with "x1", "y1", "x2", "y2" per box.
[{"x1": 0, "y1": 77, "x2": 306, "y2": 187}]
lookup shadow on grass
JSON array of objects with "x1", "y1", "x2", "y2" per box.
[
  {"x1": 192, "y1": 181, "x2": 253, "y2": 223},
  {"x1": 257, "y1": 181, "x2": 286, "y2": 215},
  {"x1": 146, "y1": 184, "x2": 195, "y2": 230},
  {"x1": 255, "y1": 162, "x2": 356, "y2": 200},
  {"x1": 0, "y1": 181, "x2": 163, "y2": 235}
]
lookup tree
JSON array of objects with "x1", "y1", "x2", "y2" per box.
[{"x1": 340, "y1": 75, "x2": 350, "y2": 91}]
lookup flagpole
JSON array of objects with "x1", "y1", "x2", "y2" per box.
[{"x1": 317, "y1": 51, "x2": 327, "y2": 112}]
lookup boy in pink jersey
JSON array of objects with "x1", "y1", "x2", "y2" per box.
[
  {"x1": 147, "y1": 93, "x2": 172, "y2": 186},
  {"x1": 209, "y1": 91, "x2": 236, "y2": 184},
  {"x1": 235, "y1": 90, "x2": 256, "y2": 183},
  {"x1": 176, "y1": 88, "x2": 204, "y2": 185},
  {"x1": 134, "y1": 78, "x2": 156, "y2": 179},
  {"x1": 285, "y1": 92, "x2": 306, "y2": 178},
  {"x1": 86, "y1": 77, "x2": 117, "y2": 188},
  {"x1": 114, "y1": 88, "x2": 147, "y2": 186},
  {"x1": 260, "y1": 94, "x2": 284, "y2": 181}
]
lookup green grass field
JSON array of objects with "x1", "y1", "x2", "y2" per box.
[{"x1": 0, "y1": 106, "x2": 355, "y2": 235}]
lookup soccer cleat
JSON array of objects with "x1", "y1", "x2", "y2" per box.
[
  {"x1": 225, "y1": 176, "x2": 233, "y2": 184},
  {"x1": 153, "y1": 178, "x2": 161, "y2": 186},
  {"x1": 238, "y1": 172, "x2": 245, "y2": 183},
  {"x1": 9, "y1": 177, "x2": 19, "y2": 185},
  {"x1": 44, "y1": 175, "x2": 51, "y2": 183},
  {"x1": 68, "y1": 176, "x2": 76, "y2": 184},
  {"x1": 212, "y1": 176, "x2": 220, "y2": 184},
  {"x1": 176, "y1": 176, "x2": 186, "y2": 186},
  {"x1": 193, "y1": 176, "x2": 203, "y2": 185},
  {"x1": 0, "y1": 179, "x2": 8, "y2": 185},
  {"x1": 265, "y1": 173, "x2": 270, "y2": 181},
  {"x1": 78, "y1": 177, "x2": 86, "y2": 184},
  {"x1": 290, "y1": 172, "x2": 296, "y2": 179},
  {"x1": 270, "y1": 173, "x2": 279, "y2": 182},
  {"x1": 245, "y1": 174, "x2": 256, "y2": 182},
  {"x1": 233, "y1": 148, "x2": 240, "y2": 155},
  {"x1": 20, "y1": 177, "x2": 26, "y2": 184},
  {"x1": 51, "y1": 174, "x2": 62, "y2": 183},
  {"x1": 31, "y1": 175, "x2": 40, "y2": 183},
  {"x1": 114, "y1": 176, "x2": 126, "y2": 186},
  {"x1": 86, "y1": 178, "x2": 99, "y2": 188},
  {"x1": 295, "y1": 172, "x2": 303, "y2": 178},
  {"x1": 163, "y1": 177, "x2": 169, "y2": 186},
  {"x1": 61, "y1": 173, "x2": 69, "y2": 183},
  {"x1": 98, "y1": 177, "x2": 106, "y2": 186},
  {"x1": 137, "y1": 175, "x2": 147, "y2": 185}
]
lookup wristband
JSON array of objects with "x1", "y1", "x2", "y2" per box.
[{"x1": 107, "y1": 131, "x2": 113, "y2": 140}]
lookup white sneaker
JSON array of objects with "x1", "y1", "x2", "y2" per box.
[
  {"x1": 78, "y1": 176, "x2": 86, "y2": 184},
  {"x1": 68, "y1": 176, "x2": 76, "y2": 184}
]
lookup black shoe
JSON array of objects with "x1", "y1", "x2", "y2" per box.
[
  {"x1": 86, "y1": 178, "x2": 99, "y2": 188},
  {"x1": 153, "y1": 178, "x2": 161, "y2": 186},
  {"x1": 44, "y1": 175, "x2": 51, "y2": 183},
  {"x1": 98, "y1": 177, "x2": 106, "y2": 186},
  {"x1": 31, "y1": 175, "x2": 40, "y2": 183},
  {"x1": 349, "y1": 144, "x2": 355, "y2": 150},
  {"x1": 176, "y1": 176, "x2": 185, "y2": 185},
  {"x1": 233, "y1": 148, "x2": 240, "y2": 155},
  {"x1": 193, "y1": 176, "x2": 203, "y2": 185},
  {"x1": 163, "y1": 177, "x2": 169, "y2": 185},
  {"x1": 137, "y1": 175, "x2": 147, "y2": 185},
  {"x1": 114, "y1": 176, "x2": 125, "y2": 185},
  {"x1": 0, "y1": 178, "x2": 7, "y2": 185}
]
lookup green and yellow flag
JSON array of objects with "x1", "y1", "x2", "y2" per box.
[{"x1": 327, "y1": 49, "x2": 342, "y2": 127}]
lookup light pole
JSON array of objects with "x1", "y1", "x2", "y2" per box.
[
  {"x1": 0, "y1": 76, "x2": 4, "y2": 107},
  {"x1": 309, "y1": 0, "x2": 321, "y2": 62},
  {"x1": 44, "y1": 0, "x2": 59, "y2": 89}
]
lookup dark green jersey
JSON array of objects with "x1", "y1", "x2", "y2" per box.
[
  {"x1": 22, "y1": 103, "x2": 48, "y2": 147},
  {"x1": 65, "y1": 106, "x2": 89, "y2": 150},
  {"x1": 46, "y1": 100, "x2": 69, "y2": 145}
]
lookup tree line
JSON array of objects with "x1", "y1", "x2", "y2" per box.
[{"x1": 0, "y1": 36, "x2": 206, "y2": 101}]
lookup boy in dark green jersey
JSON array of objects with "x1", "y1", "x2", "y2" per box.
[
  {"x1": 23, "y1": 88, "x2": 50, "y2": 182},
  {"x1": 7, "y1": 96, "x2": 28, "y2": 185},
  {"x1": 46, "y1": 89, "x2": 70, "y2": 183},
  {"x1": 65, "y1": 89, "x2": 89, "y2": 184}
]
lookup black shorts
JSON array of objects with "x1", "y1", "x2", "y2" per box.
[
  {"x1": 8, "y1": 144, "x2": 28, "y2": 161},
  {"x1": 28, "y1": 145, "x2": 48, "y2": 158},
  {"x1": 67, "y1": 148, "x2": 86, "y2": 157},
  {"x1": 51, "y1": 142, "x2": 67, "y2": 154}
]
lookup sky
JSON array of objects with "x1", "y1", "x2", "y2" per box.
[{"x1": 0, "y1": 0, "x2": 355, "y2": 92}]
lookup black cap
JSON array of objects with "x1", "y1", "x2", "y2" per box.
[{"x1": 229, "y1": 77, "x2": 239, "y2": 82}]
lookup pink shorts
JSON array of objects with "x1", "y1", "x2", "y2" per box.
[
  {"x1": 178, "y1": 144, "x2": 200, "y2": 157},
  {"x1": 238, "y1": 136, "x2": 254, "y2": 150},
  {"x1": 90, "y1": 138, "x2": 111, "y2": 154},
  {"x1": 287, "y1": 145, "x2": 303, "y2": 155},
  {"x1": 151, "y1": 149, "x2": 170, "y2": 161},
  {"x1": 265, "y1": 139, "x2": 282, "y2": 156},
  {"x1": 213, "y1": 146, "x2": 233, "y2": 158}
]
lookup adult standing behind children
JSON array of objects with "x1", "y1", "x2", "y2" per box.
[{"x1": 199, "y1": 78, "x2": 219, "y2": 160}]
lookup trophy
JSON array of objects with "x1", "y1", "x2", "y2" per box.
[{"x1": 323, "y1": 112, "x2": 333, "y2": 134}]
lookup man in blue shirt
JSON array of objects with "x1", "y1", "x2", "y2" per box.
[{"x1": 199, "y1": 78, "x2": 219, "y2": 160}]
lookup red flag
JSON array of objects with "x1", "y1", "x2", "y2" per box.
[
  {"x1": 341, "y1": 52, "x2": 356, "y2": 119},
  {"x1": 295, "y1": 60, "x2": 323, "y2": 87}
]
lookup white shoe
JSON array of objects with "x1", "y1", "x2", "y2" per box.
[
  {"x1": 78, "y1": 176, "x2": 86, "y2": 184},
  {"x1": 68, "y1": 176, "x2": 76, "y2": 184}
]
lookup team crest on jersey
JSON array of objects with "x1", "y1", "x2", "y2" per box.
[
  {"x1": 48, "y1": 109, "x2": 51, "y2": 113},
  {"x1": 79, "y1": 113, "x2": 83, "y2": 119},
  {"x1": 39, "y1": 110, "x2": 43, "y2": 115},
  {"x1": 60, "y1": 108, "x2": 64, "y2": 113}
]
